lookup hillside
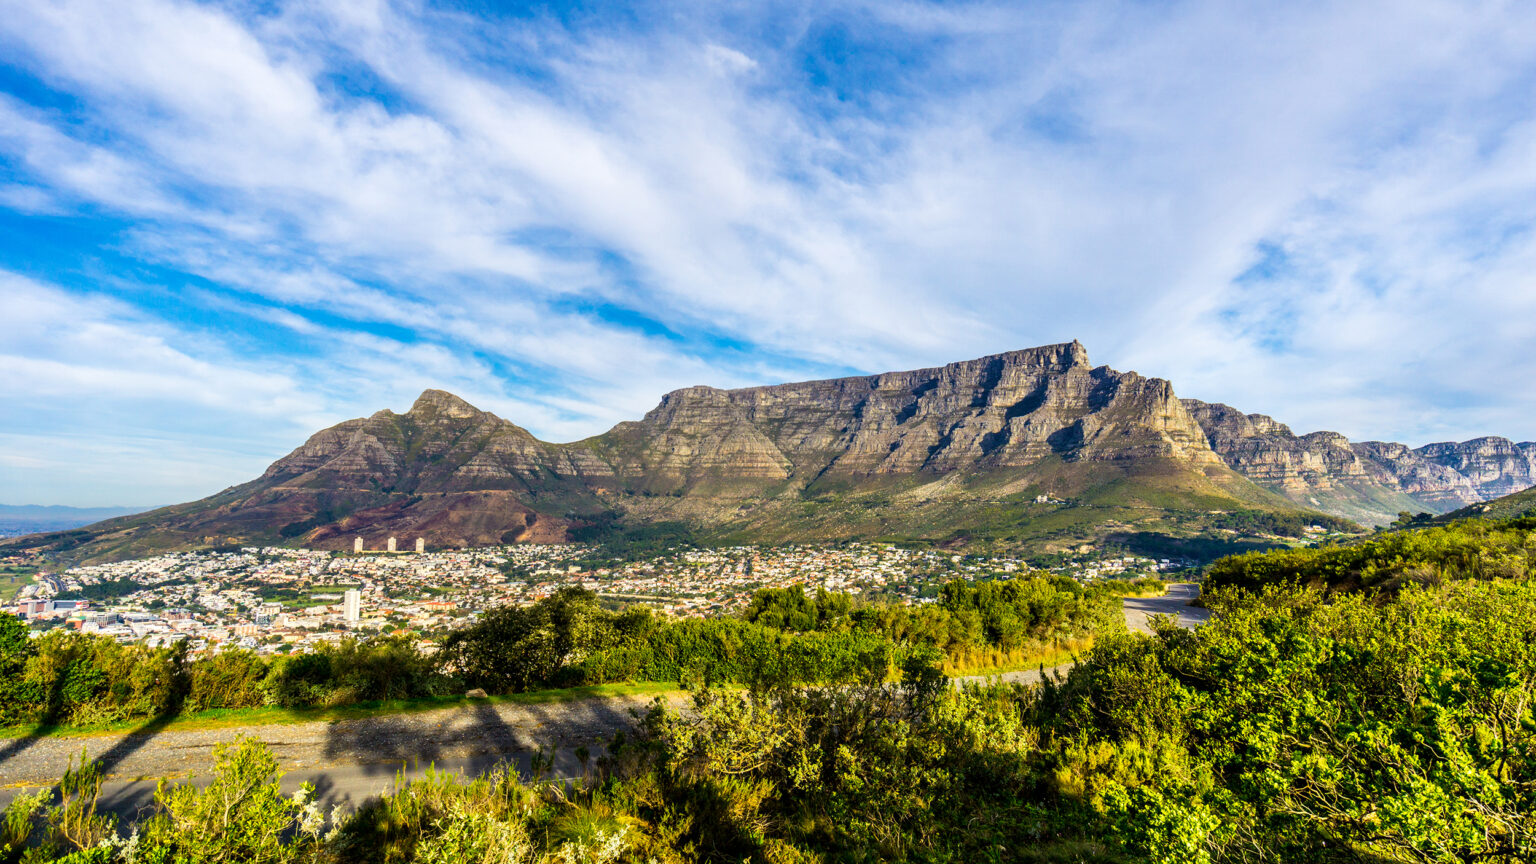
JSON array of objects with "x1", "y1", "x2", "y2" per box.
[
  {"x1": 1438, "y1": 483, "x2": 1536, "y2": 523},
  {"x1": 6, "y1": 342, "x2": 1330, "y2": 564}
]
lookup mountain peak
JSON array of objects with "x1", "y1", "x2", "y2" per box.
[
  {"x1": 993, "y1": 340, "x2": 1088, "y2": 370},
  {"x1": 409, "y1": 389, "x2": 482, "y2": 419}
]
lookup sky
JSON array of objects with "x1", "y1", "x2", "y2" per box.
[{"x1": 1, "y1": 0, "x2": 1534, "y2": 506}]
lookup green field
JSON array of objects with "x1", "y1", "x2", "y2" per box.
[{"x1": 0, "y1": 564, "x2": 36, "y2": 603}]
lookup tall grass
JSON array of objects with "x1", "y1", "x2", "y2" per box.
[{"x1": 939, "y1": 637, "x2": 1093, "y2": 677}]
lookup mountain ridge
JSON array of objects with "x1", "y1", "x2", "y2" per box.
[
  {"x1": 1182, "y1": 399, "x2": 1535, "y2": 524},
  {"x1": 6, "y1": 341, "x2": 1530, "y2": 564}
]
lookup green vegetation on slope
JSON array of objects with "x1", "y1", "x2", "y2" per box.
[
  {"x1": 1204, "y1": 513, "x2": 1536, "y2": 594},
  {"x1": 0, "y1": 574, "x2": 1122, "y2": 732},
  {"x1": 693, "y1": 457, "x2": 1356, "y2": 560},
  {"x1": 1440, "y1": 484, "x2": 1536, "y2": 523},
  {"x1": 7, "y1": 566, "x2": 1536, "y2": 862},
  {"x1": 0, "y1": 566, "x2": 33, "y2": 604}
]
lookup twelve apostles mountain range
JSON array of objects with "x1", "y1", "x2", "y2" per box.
[{"x1": 7, "y1": 341, "x2": 1531, "y2": 564}]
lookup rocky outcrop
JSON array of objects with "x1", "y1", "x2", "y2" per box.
[
  {"x1": 592, "y1": 341, "x2": 1224, "y2": 495},
  {"x1": 1414, "y1": 437, "x2": 1536, "y2": 497},
  {"x1": 1181, "y1": 402, "x2": 1373, "y2": 492},
  {"x1": 1183, "y1": 400, "x2": 1532, "y2": 524},
  {"x1": 1349, "y1": 442, "x2": 1479, "y2": 510}
]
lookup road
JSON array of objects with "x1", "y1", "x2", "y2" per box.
[
  {"x1": 0, "y1": 585, "x2": 1209, "y2": 822},
  {"x1": 954, "y1": 581, "x2": 1208, "y2": 687},
  {"x1": 1122, "y1": 582, "x2": 1209, "y2": 633}
]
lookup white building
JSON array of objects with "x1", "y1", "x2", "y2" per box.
[{"x1": 344, "y1": 588, "x2": 361, "y2": 623}]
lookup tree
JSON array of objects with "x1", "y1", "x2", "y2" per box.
[{"x1": 0, "y1": 612, "x2": 37, "y2": 722}]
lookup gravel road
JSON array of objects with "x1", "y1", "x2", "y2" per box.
[{"x1": 0, "y1": 584, "x2": 1209, "y2": 820}]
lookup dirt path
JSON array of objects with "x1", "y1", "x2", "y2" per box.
[
  {"x1": 1121, "y1": 582, "x2": 1209, "y2": 632},
  {"x1": 1, "y1": 584, "x2": 1209, "y2": 817}
]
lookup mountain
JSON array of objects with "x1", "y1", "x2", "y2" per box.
[
  {"x1": 1437, "y1": 481, "x2": 1536, "y2": 524},
  {"x1": 6, "y1": 342, "x2": 1324, "y2": 564},
  {"x1": 0, "y1": 505, "x2": 154, "y2": 538},
  {"x1": 13, "y1": 340, "x2": 1528, "y2": 565},
  {"x1": 1182, "y1": 401, "x2": 1535, "y2": 525}
]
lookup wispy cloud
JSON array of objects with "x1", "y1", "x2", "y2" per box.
[{"x1": 0, "y1": 0, "x2": 1533, "y2": 504}]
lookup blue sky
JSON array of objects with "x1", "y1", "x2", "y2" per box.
[{"x1": 1, "y1": 0, "x2": 1534, "y2": 506}]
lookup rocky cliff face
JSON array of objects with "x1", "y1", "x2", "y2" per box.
[
  {"x1": 1183, "y1": 400, "x2": 1533, "y2": 524},
  {"x1": 593, "y1": 341, "x2": 1223, "y2": 495},
  {"x1": 1348, "y1": 442, "x2": 1479, "y2": 510},
  {"x1": 1414, "y1": 437, "x2": 1536, "y2": 497},
  {"x1": 1181, "y1": 402, "x2": 1373, "y2": 491},
  {"x1": 19, "y1": 341, "x2": 1530, "y2": 562}
]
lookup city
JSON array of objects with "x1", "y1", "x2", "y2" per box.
[{"x1": 7, "y1": 540, "x2": 1189, "y2": 654}]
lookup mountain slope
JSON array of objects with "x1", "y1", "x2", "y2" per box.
[
  {"x1": 8, "y1": 342, "x2": 1327, "y2": 564},
  {"x1": 1182, "y1": 400, "x2": 1534, "y2": 525},
  {"x1": 1439, "y1": 484, "x2": 1536, "y2": 523}
]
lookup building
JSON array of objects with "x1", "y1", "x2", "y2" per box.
[
  {"x1": 415, "y1": 538, "x2": 425, "y2": 553},
  {"x1": 387, "y1": 537, "x2": 397, "y2": 553},
  {"x1": 354, "y1": 537, "x2": 364, "y2": 553},
  {"x1": 344, "y1": 588, "x2": 361, "y2": 623}
]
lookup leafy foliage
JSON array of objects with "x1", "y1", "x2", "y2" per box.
[
  {"x1": 1205, "y1": 515, "x2": 1536, "y2": 594},
  {"x1": 442, "y1": 576, "x2": 1122, "y2": 694},
  {"x1": 1207, "y1": 509, "x2": 1360, "y2": 537},
  {"x1": 9, "y1": 562, "x2": 1536, "y2": 861},
  {"x1": 0, "y1": 634, "x2": 445, "y2": 728}
]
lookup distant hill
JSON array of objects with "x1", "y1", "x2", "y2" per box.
[
  {"x1": 5, "y1": 340, "x2": 1526, "y2": 566},
  {"x1": 0, "y1": 504, "x2": 153, "y2": 538}
]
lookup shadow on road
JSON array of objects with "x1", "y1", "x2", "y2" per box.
[
  {"x1": 91, "y1": 713, "x2": 178, "y2": 778},
  {"x1": 4, "y1": 689, "x2": 659, "y2": 828},
  {"x1": 0, "y1": 668, "x2": 69, "y2": 771},
  {"x1": 0, "y1": 690, "x2": 183, "y2": 828},
  {"x1": 319, "y1": 694, "x2": 639, "y2": 786}
]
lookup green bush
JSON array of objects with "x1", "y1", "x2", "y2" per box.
[
  {"x1": 1204, "y1": 515, "x2": 1536, "y2": 594},
  {"x1": 1, "y1": 632, "x2": 452, "y2": 728},
  {"x1": 442, "y1": 575, "x2": 1123, "y2": 694},
  {"x1": 10, "y1": 527, "x2": 1536, "y2": 862}
]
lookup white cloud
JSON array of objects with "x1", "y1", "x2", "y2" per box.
[{"x1": 0, "y1": 0, "x2": 1533, "y2": 508}]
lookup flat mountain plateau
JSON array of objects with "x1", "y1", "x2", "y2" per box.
[{"x1": 8, "y1": 341, "x2": 1532, "y2": 565}]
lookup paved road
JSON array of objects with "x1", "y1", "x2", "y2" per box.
[
  {"x1": 0, "y1": 692, "x2": 670, "y2": 823},
  {"x1": 1, "y1": 585, "x2": 1209, "y2": 822},
  {"x1": 1122, "y1": 582, "x2": 1209, "y2": 633},
  {"x1": 954, "y1": 582, "x2": 1209, "y2": 687}
]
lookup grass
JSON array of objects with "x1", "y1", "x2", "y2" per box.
[
  {"x1": 0, "y1": 577, "x2": 27, "y2": 604},
  {"x1": 0, "y1": 565, "x2": 37, "y2": 603},
  {"x1": 0, "y1": 681, "x2": 680, "y2": 741},
  {"x1": 941, "y1": 638, "x2": 1094, "y2": 678}
]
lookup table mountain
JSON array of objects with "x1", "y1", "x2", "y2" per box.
[
  {"x1": 9, "y1": 342, "x2": 1310, "y2": 564},
  {"x1": 13, "y1": 341, "x2": 1529, "y2": 564}
]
